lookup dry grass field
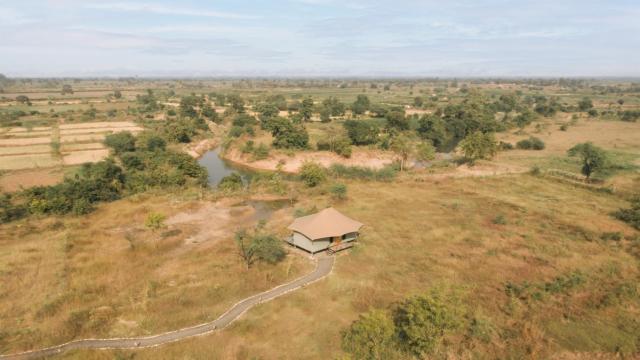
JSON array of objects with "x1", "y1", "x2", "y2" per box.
[
  {"x1": 0, "y1": 192, "x2": 312, "y2": 354},
  {"x1": 45, "y1": 173, "x2": 639, "y2": 359}
]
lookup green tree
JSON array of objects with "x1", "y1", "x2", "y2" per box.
[
  {"x1": 567, "y1": 142, "x2": 608, "y2": 179},
  {"x1": 390, "y1": 134, "x2": 414, "y2": 171},
  {"x1": 416, "y1": 115, "x2": 447, "y2": 149},
  {"x1": 301, "y1": 97, "x2": 314, "y2": 121},
  {"x1": 299, "y1": 162, "x2": 326, "y2": 187},
  {"x1": 416, "y1": 141, "x2": 436, "y2": 161},
  {"x1": 61, "y1": 84, "x2": 73, "y2": 95},
  {"x1": 235, "y1": 229, "x2": 256, "y2": 269},
  {"x1": 578, "y1": 97, "x2": 593, "y2": 111},
  {"x1": 344, "y1": 120, "x2": 378, "y2": 145},
  {"x1": 352, "y1": 94, "x2": 370, "y2": 115},
  {"x1": 459, "y1": 131, "x2": 498, "y2": 164},
  {"x1": 386, "y1": 110, "x2": 409, "y2": 131},
  {"x1": 104, "y1": 131, "x2": 136, "y2": 154},
  {"x1": 227, "y1": 94, "x2": 245, "y2": 113},
  {"x1": 270, "y1": 117, "x2": 309, "y2": 149},
  {"x1": 113, "y1": 90, "x2": 122, "y2": 99},
  {"x1": 252, "y1": 234, "x2": 286, "y2": 264},
  {"x1": 342, "y1": 309, "x2": 396, "y2": 360}
]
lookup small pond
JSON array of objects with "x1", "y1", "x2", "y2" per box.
[{"x1": 198, "y1": 147, "x2": 252, "y2": 187}]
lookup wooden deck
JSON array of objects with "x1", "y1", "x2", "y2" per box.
[{"x1": 326, "y1": 242, "x2": 355, "y2": 255}]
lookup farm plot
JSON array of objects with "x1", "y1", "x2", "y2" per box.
[
  {"x1": 0, "y1": 153, "x2": 59, "y2": 170},
  {"x1": 0, "y1": 121, "x2": 142, "y2": 171}
]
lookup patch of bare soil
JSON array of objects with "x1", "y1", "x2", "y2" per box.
[
  {"x1": 184, "y1": 139, "x2": 218, "y2": 158},
  {"x1": 0, "y1": 167, "x2": 64, "y2": 191},
  {"x1": 165, "y1": 199, "x2": 259, "y2": 245},
  {"x1": 224, "y1": 148, "x2": 395, "y2": 173}
]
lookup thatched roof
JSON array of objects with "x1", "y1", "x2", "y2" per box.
[{"x1": 287, "y1": 207, "x2": 363, "y2": 240}]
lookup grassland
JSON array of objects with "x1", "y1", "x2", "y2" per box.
[
  {"x1": 1, "y1": 78, "x2": 639, "y2": 359},
  {"x1": 48, "y1": 173, "x2": 639, "y2": 359}
]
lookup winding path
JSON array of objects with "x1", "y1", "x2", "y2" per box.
[{"x1": 1, "y1": 255, "x2": 335, "y2": 360}]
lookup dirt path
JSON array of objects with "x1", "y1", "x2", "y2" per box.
[{"x1": 0, "y1": 255, "x2": 335, "y2": 360}]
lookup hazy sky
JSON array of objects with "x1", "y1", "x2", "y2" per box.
[{"x1": 1, "y1": 0, "x2": 639, "y2": 77}]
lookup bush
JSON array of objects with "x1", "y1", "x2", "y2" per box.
[
  {"x1": 341, "y1": 309, "x2": 396, "y2": 360},
  {"x1": 613, "y1": 198, "x2": 640, "y2": 230},
  {"x1": 0, "y1": 194, "x2": 27, "y2": 223},
  {"x1": 329, "y1": 164, "x2": 397, "y2": 181},
  {"x1": 104, "y1": 131, "x2": 136, "y2": 154},
  {"x1": 252, "y1": 143, "x2": 270, "y2": 160},
  {"x1": 299, "y1": 162, "x2": 326, "y2": 187},
  {"x1": 330, "y1": 183, "x2": 347, "y2": 200},
  {"x1": 145, "y1": 212, "x2": 166, "y2": 231},
  {"x1": 516, "y1": 137, "x2": 545, "y2": 150},
  {"x1": 393, "y1": 292, "x2": 463, "y2": 356},
  {"x1": 333, "y1": 138, "x2": 352, "y2": 158},
  {"x1": 252, "y1": 234, "x2": 286, "y2": 264},
  {"x1": 499, "y1": 141, "x2": 514, "y2": 150},
  {"x1": 316, "y1": 140, "x2": 331, "y2": 151},
  {"x1": 218, "y1": 173, "x2": 244, "y2": 192}
]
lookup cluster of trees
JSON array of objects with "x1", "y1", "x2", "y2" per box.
[
  {"x1": 263, "y1": 116, "x2": 309, "y2": 149},
  {"x1": 341, "y1": 290, "x2": 466, "y2": 359},
  {"x1": 0, "y1": 130, "x2": 208, "y2": 223},
  {"x1": 417, "y1": 97, "x2": 501, "y2": 152}
]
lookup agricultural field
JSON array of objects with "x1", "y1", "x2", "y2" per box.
[{"x1": 0, "y1": 77, "x2": 639, "y2": 359}]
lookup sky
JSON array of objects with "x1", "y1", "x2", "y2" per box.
[{"x1": 1, "y1": 0, "x2": 639, "y2": 77}]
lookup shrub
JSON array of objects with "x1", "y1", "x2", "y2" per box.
[
  {"x1": 416, "y1": 141, "x2": 436, "y2": 161},
  {"x1": 516, "y1": 137, "x2": 545, "y2": 150},
  {"x1": 499, "y1": 141, "x2": 514, "y2": 150},
  {"x1": 252, "y1": 143, "x2": 270, "y2": 160},
  {"x1": 299, "y1": 162, "x2": 326, "y2": 187},
  {"x1": 393, "y1": 292, "x2": 464, "y2": 356},
  {"x1": 600, "y1": 231, "x2": 623, "y2": 241},
  {"x1": 341, "y1": 309, "x2": 396, "y2": 360},
  {"x1": 333, "y1": 138, "x2": 352, "y2": 158},
  {"x1": 316, "y1": 140, "x2": 331, "y2": 151},
  {"x1": 229, "y1": 125, "x2": 244, "y2": 138},
  {"x1": 329, "y1": 164, "x2": 397, "y2": 181},
  {"x1": 252, "y1": 234, "x2": 286, "y2": 264},
  {"x1": 330, "y1": 183, "x2": 347, "y2": 200},
  {"x1": 218, "y1": 173, "x2": 244, "y2": 192},
  {"x1": 145, "y1": 212, "x2": 166, "y2": 231},
  {"x1": 0, "y1": 194, "x2": 27, "y2": 223},
  {"x1": 613, "y1": 198, "x2": 640, "y2": 230},
  {"x1": 104, "y1": 131, "x2": 136, "y2": 154}
]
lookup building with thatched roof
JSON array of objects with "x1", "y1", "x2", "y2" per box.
[{"x1": 287, "y1": 207, "x2": 363, "y2": 254}]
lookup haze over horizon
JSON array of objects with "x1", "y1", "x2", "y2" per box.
[{"x1": 1, "y1": 0, "x2": 639, "y2": 77}]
